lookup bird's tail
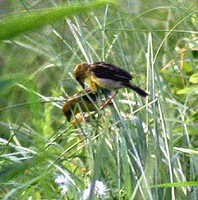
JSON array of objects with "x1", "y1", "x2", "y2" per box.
[{"x1": 125, "y1": 83, "x2": 148, "y2": 97}]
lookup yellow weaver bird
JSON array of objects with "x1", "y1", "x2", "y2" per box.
[
  {"x1": 74, "y1": 62, "x2": 148, "y2": 109},
  {"x1": 62, "y1": 88, "x2": 98, "y2": 121}
]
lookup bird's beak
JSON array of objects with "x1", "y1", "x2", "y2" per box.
[{"x1": 76, "y1": 77, "x2": 85, "y2": 88}]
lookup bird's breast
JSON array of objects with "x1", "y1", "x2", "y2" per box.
[{"x1": 93, "y1": 76, "x2": 124, "y2": 90}]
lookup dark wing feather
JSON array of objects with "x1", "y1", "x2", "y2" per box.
[{"x1": 90, "y1": 62, "x2": 133, "y2": 82}]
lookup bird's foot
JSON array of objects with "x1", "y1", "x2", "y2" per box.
[
  {"x1": 100, "y1": 99, "x2": 112, "y2": 110},
  {"x1": 99, "y1": 91, "x2": 118, "y2": 110}
]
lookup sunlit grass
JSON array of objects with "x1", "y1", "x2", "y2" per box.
[{"x1": 0, "y1": 0, "x2": 198, "y2": 199}]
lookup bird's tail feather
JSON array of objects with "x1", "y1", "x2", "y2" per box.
[{"x1": 125, "y1": 83, "x2": 148, "y2": 97}]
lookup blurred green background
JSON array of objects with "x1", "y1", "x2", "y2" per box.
[{"x1": 0, "y1": 0, "x2": 198, "y2": 199}]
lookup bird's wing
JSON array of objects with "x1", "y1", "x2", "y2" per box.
[{"x1": 90, "y1": 62, "x2": 133, "y2": 82}]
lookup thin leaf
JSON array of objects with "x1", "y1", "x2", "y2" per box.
[
  {"x1": 150, "y1": 181, "x2": 198, "y2": 188},
  {"x1": 174, "y1": 147, "x2": 198, "y2": 155}
]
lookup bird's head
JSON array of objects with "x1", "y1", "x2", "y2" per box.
[{"x1": 74, "y1": 62, "x2": 89, "y2": 88}]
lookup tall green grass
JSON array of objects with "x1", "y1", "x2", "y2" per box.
[{"x1": 0, "y1": 0, "x2": 198, "y2": 199}]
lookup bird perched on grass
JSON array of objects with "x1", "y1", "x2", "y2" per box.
[
  {"x1": 74, "y1": 62, "x2": 148, "y2": 109},
  {"x1": 62, "y1": 88, "x2": 98, "y2": 121}
]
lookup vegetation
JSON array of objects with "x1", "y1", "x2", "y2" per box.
[{"x1": 0, "y1": 0, "x2": 198, "y2": 199}]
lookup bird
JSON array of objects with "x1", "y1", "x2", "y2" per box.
[
  {"x1": 62, "y1": 88, "x2": 98, "y2": 121},
  {"x1": 74, "y1": 61, "x2": 148, "y2": 109}
]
